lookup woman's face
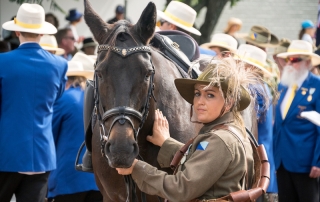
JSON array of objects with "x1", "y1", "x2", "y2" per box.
[{"x1": 193, "y1": 84, "x2": 226, "y2": 123}]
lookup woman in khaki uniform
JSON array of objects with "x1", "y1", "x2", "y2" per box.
[{"x1": 116, "y1": 58, "x2": 268, "y2": 202}]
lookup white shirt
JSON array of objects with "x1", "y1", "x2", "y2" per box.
[
  {"x1": 280, "y1": 71, "x2": 309, "y2": 119},
  {"x1": 302, "y1": 33, "x2": 314, "y2": 45}
]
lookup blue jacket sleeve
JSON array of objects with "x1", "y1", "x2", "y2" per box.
[
  {"x1": 312, "y1": 95, "x2": 320, "y2": 167},
  {"x1": 56, "y1": 61, "x2": 68, "y2": 100}
]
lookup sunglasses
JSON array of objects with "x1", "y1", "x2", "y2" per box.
[
  {"x1": 221, "y1": 51, "x2": 232, "y2": 58},
  {"x1": 285, "y1": 56, "x2": 309, "y2": 63},
  {"x1": 64, "y1": 36, "x2": 75, "y2": 41}
]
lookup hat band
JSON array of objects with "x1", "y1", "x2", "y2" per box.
[
  {"x1": 287, "y1": 48, "x2": 311, "y2": 53},
  {"x1": 14, "y1": 18, "x2": 42, "y2": 29},
  {"x1": 164, "y1": 11, "x2": 193, "y2": 27},
  {"x1": 243, "y1": 57, "x2": 265, "y2": 68},
  {"x1": 40, "y1": 43, "x2": 58, "y2": 48},
  {"x1": 249, "y1": 31, "x2": 269, "y2": 43}
]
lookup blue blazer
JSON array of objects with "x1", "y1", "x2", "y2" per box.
[
  {"x1": 273, "y1": 73, "x2": 320, "y2": 173},
  {"x1": 0, "y1": 43, "x2": 67, "y2": 172},
  {"x1": 257, "y1": 84, "x2": 277, "y2": 193},
  {"x1": 48, "y1": 87, "x2": 99, "y2": 198}
]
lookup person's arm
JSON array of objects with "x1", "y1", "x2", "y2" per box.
[
  {"x1": 147, "y1": 109, "x2": 184, "y2": 167},
  {"x1": 56, "y1": 60, "x2": 68, "y2": 100},
  {"x1": 310, "y1": 91, "x2": 320, "y2": 178},
  {"x1": 117, "y1": 132, "x2": 233, "y2": 202}
]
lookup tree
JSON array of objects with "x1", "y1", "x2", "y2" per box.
[
  {"x1": 165, "y1": 0, "x2": 240, "y2": 44},
  {"x1": 8, "y1": 0, "x2": 78, "y2": 14}
]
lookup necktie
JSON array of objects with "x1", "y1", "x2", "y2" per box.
[{"x1": 283, "y1": 84, "x2": 297, "y2": 118}]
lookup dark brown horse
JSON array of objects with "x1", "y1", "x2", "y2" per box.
[{"x1": 84, "y1": 1, "x2": 200, "y2": 201}]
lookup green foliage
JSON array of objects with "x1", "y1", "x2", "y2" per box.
[{"x1": 8, "y1": 0, "x2": 78, "y2": 14}]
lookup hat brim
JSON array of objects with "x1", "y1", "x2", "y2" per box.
[
  {"x1": 244, "y1": 33, "x2": 279, "y2": 48},
  {"x1": 200, "y1": 42, "x2": 237, "y2": 53},
  {"x1": 67, "y1": 70, "x2": 94, "y2": 80},
  {"x1": 81, "y1": 42, "x2": 97, "y2": 50},
  {"x1": 157, "y1": 10, "x2": 201, "y2": 36},
  {"x1": 174, "y1": 78, "x2": 251, "y2": 111},
  {"x1": 234, "y1": 56, "x2": 272, "y2": 77},
  {"x1": 2, "y1": 20, "x2": 57, "y2": 35},
  {"x1": 277, "y1": 52, "x2": 320, "y2": 66},
  {"x1": 41, "y1": 46, "x2": 65, "y2": 55}
]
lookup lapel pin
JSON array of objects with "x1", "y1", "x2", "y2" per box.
[{"x1": 301, "y1": 87, "x2": 308, "y2": 95}]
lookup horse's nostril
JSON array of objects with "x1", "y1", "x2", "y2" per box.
[
  {"x1": 133, "y1": 143, "x2": 139, "y2": 156},
  {"x1": 105, "y1": 142, "x2": 111, "y2": 155}
]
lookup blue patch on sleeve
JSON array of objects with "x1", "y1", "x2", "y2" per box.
[{"x1": 196, "y1": 141, "x2": 209, "y2": 151}]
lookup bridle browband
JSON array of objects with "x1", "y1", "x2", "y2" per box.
[{"x1": 94, "y1": 43, "x2": 157, "y2": 202}]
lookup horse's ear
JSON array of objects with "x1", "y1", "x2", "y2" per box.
[
  {"x1": 134, "y1": 2, "x2": 157, "y2": 45},
  {"x1": 84, "y1": 0, "x2": 111, "y2": 44}
]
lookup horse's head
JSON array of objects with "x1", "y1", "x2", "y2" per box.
[{"x1": 84, "y1": 0, "x2": 156, "y2": 168}]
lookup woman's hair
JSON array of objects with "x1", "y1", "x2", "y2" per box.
[
  {"x1": 67, "y1": 76, "x2": 87, "y2": 90},
  {"x1": 45, "y1": 13, "x2": 60, "y2": 29},
  {"x1": 298, "y1": 28, "x2": 306, "y2": 40}
]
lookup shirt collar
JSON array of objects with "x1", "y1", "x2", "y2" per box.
[{"x1": 199, "y1": 112, "x2": 234, "y2": 134}]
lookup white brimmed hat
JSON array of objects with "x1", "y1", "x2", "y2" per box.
[
  {"x1": 67, "y1": 52, "x2": 95, "y2": 79},
  {"x1": 277, "y1": 40, "x2": 320, "y2": 66},
  {"x1": 224, "y1": 17, "x2": 242, "y2": 33},
  {"x1": 235, "y1": 44, "x2": 272, "y2": 76},
  {"x1": 200, "y1": 33, "x2": 238, "y2": 53},
  {"x1": 39, "y1": 35, "x2": 65, "y2": 55},
  {"x1": 2, "y1": 3, "x2": 57, "y2": 35},
  {"x1": 157, "y1": 1, "x2": 201, "y2": 36}
]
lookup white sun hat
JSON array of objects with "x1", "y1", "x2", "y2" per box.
[
  {"x1": 277, "y1": 40, "x2": 320, "y2": 66},
  {"x1": 157, "y1": 1, "x2": 201, "y2": 36},
  {"x1": 67, "y1": 52, "x2": 95, "y2": 79},
  {"x1": 39, "y1": 35, "x2": 65, "y2": 55},
  {"x1": 235, "y1": 44, "x2": 272, "y2": 76},
  {"x1": 200, "y1": 33, "x2": 238, "y2": 53},
  {"x1": 2, "y1": 3, "x2": 57, "y2": 35}
]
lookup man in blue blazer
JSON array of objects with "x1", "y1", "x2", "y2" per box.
[
  {"x1": 274, "y1": 40, "x2": 320, "y2": 202},
  {"x1": 0, "y1": 3, "x2": 67, "y2": 202}
]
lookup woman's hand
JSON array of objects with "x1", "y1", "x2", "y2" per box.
[
  {"x1": 116, "y1": 159, "x2": 138, "y2": 175},
  {"x1": 146, "y1": 109, "x2": 170, "y2": 147}
]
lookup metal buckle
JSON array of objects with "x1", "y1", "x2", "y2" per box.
[{"x1": 172, "y1": 42, "x2": 179, "y2": 49}]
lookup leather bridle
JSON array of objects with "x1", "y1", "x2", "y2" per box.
[
  {"x1": 93, "y1": 44, "x2": 157, "y2": 202},
  {"x1": 94, "y1": 44, "x2": 156, "y2": 161}
]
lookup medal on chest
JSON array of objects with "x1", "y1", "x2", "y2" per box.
[{"x1": 307, "y1": 88, "x2": 315, "y2": 102}]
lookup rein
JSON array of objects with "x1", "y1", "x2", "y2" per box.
[{"x1": 94, "y1": 44, "x2": 156, "y2": 202}]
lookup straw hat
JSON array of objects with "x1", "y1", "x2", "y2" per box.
[
  {"x1": 277, "y1": 40, "x2": 320, "y2": 66},
  {"x1": 2, "y1": 3, "x2": 57, "y2": 35},
  {"x1": 244, "y1": 25, "x2": 279, "y2": 48},
  {"x1": 224, "y1": 17, "x2": 242, "y2": 33},
  {"x1": 273, "y1": 38, "x2": 291, "y2": 55},
  {"x1": 200, "y1": 33, "x2": 238, "y2": 53},
  {"x1": 235, "y1": 44, "x2": 272, "y2": 76},
  {"x1": 174, "y1": 64, "x2": 251, "y2": 111},
  {"x1": 67, "y1": 52, "x2": 95, "y2": 79},
  {"x1": 157, "y1": 1, "x2": 201, "y2": 36},
  {"x1": 39, "y1": 35, "x2": 65, "y2": 55}
]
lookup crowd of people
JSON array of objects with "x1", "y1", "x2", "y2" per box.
[{"x1": 0, "y1": 1, "x2": 320, "y2": 202}]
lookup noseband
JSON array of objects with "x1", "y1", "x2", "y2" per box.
[{"x1": 94, "y1": 44, "x2": 156, "y2": 161}]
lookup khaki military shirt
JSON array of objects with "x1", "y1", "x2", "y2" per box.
[{"x1": 132, "y1": 112, "x2": 254, "y2": 202}]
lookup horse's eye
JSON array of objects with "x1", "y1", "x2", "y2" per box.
[
  {"x1": 145, "y1": 70, "x2": 154, "y2": 80},
  {"x1": 96, "y1": 71, "x2": 103, "y2": 79}
]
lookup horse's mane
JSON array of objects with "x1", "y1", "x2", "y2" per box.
[{"x1": 105, "y1": 21, "x2": 137, "y2": 47}]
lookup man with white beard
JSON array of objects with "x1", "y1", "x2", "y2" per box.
[{"x1": 273, "y1": 40, "x2": 320, "y2": 202}]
